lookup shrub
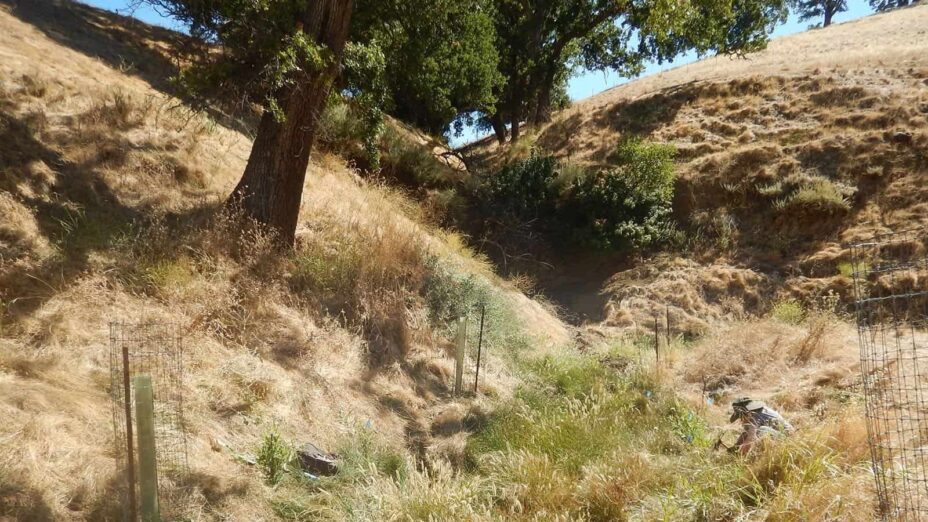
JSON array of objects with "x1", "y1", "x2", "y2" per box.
[
  {"x1": 316, "y1": 101, "x2": 370, "y2": 161},
  {"x1": 479, "y1": 153, "x2": 559, "y2": 223},
  {"x1": 423, "y1": 257, "x2": 492, "y2": 326},
  {"x1": 563, "y1": 138, "x2": 676, "y2": 250},
  {"x1": 257, "y1": 427, "x2": 293, "y2": 486}
]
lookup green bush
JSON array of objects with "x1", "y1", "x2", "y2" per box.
[
  {"x1": 470, "y1": 140, "x2": 676, "y2": 252},
  {"x1": 423, "y1": 256, "x2": 493, "y2": 327},
  {"x1": 479, "y1": 153, "x2": 559, "y2": 222},
  {"x1": 316, "y1": 42, "x2": 388, "y2": 170},
  {"x1": 562, "y1": 138, "x2": 677, "y2": 250},
  {"x1": 317, "y1": 103, "x2": 365, "y2": 152},
  {"x1": 257, "y1": 427, "x2": 293, "y2": 486}
]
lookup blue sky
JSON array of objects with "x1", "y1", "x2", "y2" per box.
[
  {"x1": 83, "y1": 0, "x2": 876, "y2": 146},
  {"x1": 567, "y1": 0, "x2": 873, "y2": 102}
]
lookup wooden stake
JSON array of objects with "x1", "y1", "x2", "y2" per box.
[
  {"x1": 134, "y1": 375, "x2": 160, "y2": 522},
  {"x1": 122, "y1": 346, "x2": 138, "y2": 522},
  {"x1": 665, "y1": 305, "x2": 671, "y2": 345}
]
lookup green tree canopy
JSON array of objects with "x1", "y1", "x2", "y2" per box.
[
  {"x1": 868, "y1": 0, "x2": 915, "y2": 11},
  {"x1": 352, "y1": 0, "x2": 502, "y2": 136}
]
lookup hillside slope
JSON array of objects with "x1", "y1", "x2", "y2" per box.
[
  {"x1": 0, "y1": 1, "x2": 567, "y2": 519},
  {"x1": 467, "y1": 4, "x2": 928, "y2": 331}
]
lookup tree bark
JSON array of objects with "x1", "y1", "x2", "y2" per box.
[
  {"x1": 228, "y1": 0, "x2": 353, "y2": 247},
  {"x1": 490, "y1": 113, "x2": 508, "y2": 145},
  {"x1": 531, "y1": 59, "x2": 561, "y2": 125},
  {"x1": 509, "y1": 87, "x2": 524, "y2": 143},
  {"x1": 532, "y1": 85, "x2": 551, "y2": 125},
  {"x1": 823, "y1": 5, "x2": 833, "y2": 26},
  {"x1": 510, "y1": 112, "x2": 521, "y2": 143}
]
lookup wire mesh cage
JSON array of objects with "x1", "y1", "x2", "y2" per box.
[
  {"x1": 110, "y1": 321, "x2": 190, "y2": 519},
  {"x1": 851, "y1": 227, "x2": 928, "y2": 520}
]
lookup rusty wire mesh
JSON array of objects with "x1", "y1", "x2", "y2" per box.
[
  {"x1": 851, "y1": 227, "x2": 928, "y2": 520},
  {"x1": 110, "y1": 321, "x2": 189, "y2": 518}
]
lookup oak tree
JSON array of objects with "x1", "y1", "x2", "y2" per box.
[
  {"x1": 148, "y1": 0, "x2": 354, "y2": 246},
  {"x1": 790, "y1": 0, "x2": 847, "y2": 27}
]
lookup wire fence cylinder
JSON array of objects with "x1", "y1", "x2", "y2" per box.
[
  {"x1": 110, "y1": 321, "x2": 189, "y2": 519},
  {"x1": 851, "y1": 227, "x2": 928, "y2": 520}
]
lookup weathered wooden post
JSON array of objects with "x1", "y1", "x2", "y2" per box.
[
  {"x1": 133, "y1": 375, "x2": 160, "y2": 522},
  {"x1": 454, "y1": 317, "x2": 467, "y2": 395},
  {"x1": 665, "y1": 305, "x2": 671, "y2": 345}
]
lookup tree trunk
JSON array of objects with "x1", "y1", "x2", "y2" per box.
[
  {"x1": 228, "y1": 0, "x2": 353, "y2": 247},
  {"x1": 532, "y1": 65, "x2": 558, "y2": 125},
  {"x1": 510, "y1": 114, "x2": 521, "y2": 143},
  {"x1": 509, "y1": 93, "x2": 523, "y2": 143},
  {"x1": 490, "y1": 113, "x2": 508, "y2": 145},
  {"x1": 532, "y1": 85, "x2": 551, "y2": 125},
  {"x1": 823, "y1": 6, "x2": 833, "y2": 26}
]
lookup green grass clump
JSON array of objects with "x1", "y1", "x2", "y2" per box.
[
  {"x1": 524, "y1": 353, "x2": 609, "y2": 399},
  {"x1": 773, "y1": 178, "x2": 853, "y2": 215},
  {"x1": 465, "y1": 350, "x2": 737, "y2": 517},
  {"x1": 142, "y1": 255, "x2": 195, "y2": 291},
  {"x1": 770, "y1": 298, "x2": 806, "y2": 325},
  {"x1": 837, "y1": 260, "x2": 868, "y2": 279}
]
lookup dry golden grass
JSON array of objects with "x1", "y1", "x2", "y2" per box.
[
  {"x1": 0, "y1": 3, "x2": 568, "y2": 520},
  {"x1": 602, "y1": 256, "x2": 771, "y2": 337},
  {"x1": 0, "y1": 0, "x2": 913, "y2": 518}
]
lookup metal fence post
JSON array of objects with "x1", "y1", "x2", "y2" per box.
[
  {"x1": 473, "y1": 305, "x2": 486, "y2": 394},
  {"x1": 653, "y1": 313, "x2": 660, "y2": 367},
  {"x1": 454, "y1": 317, "x2": 466, "y2": 395}
]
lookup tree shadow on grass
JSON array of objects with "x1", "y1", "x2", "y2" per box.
[
  {"x1": 539, "y1": 81, "x2": 703, "y2": 163},
  {"x1": 356, "y1": 353, "x2": 455, "y2": 467},
  {"x1": 1, "y1": 0, "x2": 257, "y2": 135},
  {"x1": 2, "y1": 0, "x2": 185, "y2": 94},
  {"x1": 0, "y1": 478, "x2": 55, "y2": 521},
  {"x1": 0, "y1": 100, "x2": 142, "y2": 324}
]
